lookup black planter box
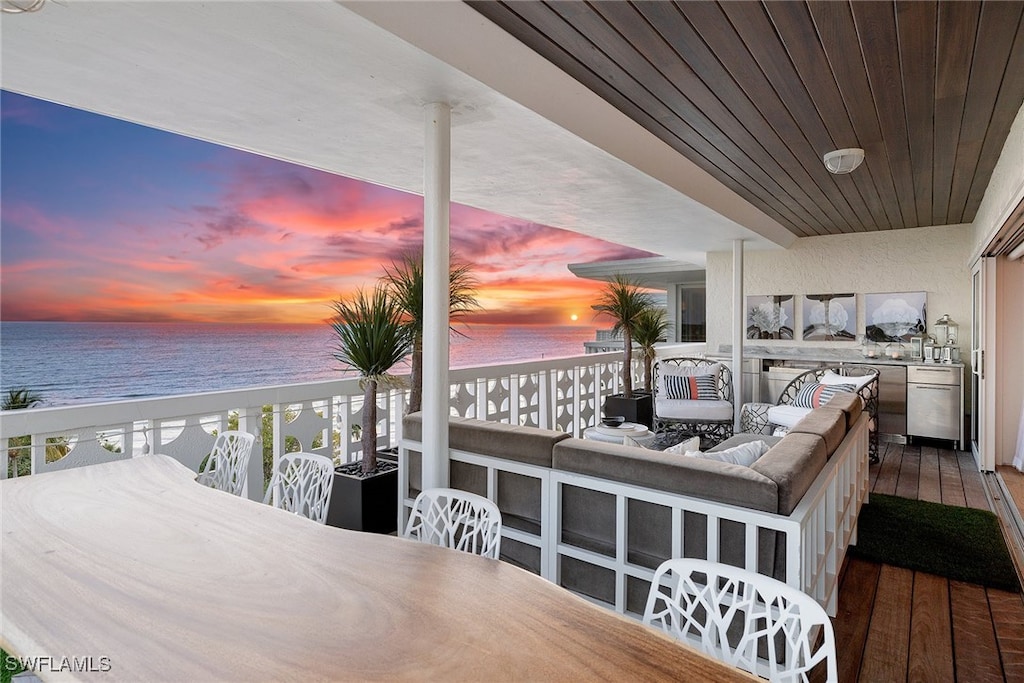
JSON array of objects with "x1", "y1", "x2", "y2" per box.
[
  {"x1": 603, "y1": 392, "x2": 654, "y2": 429},
  {"x1": 325, "y1": 455, "x2": 399, "y2": 534}
]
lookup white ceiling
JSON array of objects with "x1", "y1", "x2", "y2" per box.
[{"x1": 1, "y1": 0, "x2": 794, "y2": 266}]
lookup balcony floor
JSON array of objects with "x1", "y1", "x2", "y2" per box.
[{"x1": 837, "y1": 440, "x2": 1024, "y2": 682}]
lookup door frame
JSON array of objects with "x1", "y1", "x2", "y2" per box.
[{"x1": 971, "y1": 257, "x2": 997, "y2": 472}]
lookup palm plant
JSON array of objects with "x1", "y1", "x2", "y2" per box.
[
  {"x1": 594, "y1": 275, "x2": 655, "y2": 398},
  {"x1": 381, "y1": 252, "x2": 480, "y2": 413},
  {"x1": 2, "y1": 387, "x2": 43, "y2": 411},
  {"x1": 633, "y1": 307, "x2": 671, "y2": 393},
  {"x1": 3, "y1": 387, "x2": 44, "y2": 478},
  {"x1": 330, "y1": 286, "x2": 413, "y2": 475}
]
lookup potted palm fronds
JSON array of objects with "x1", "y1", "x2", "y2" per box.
[
  {"x1": 633, "y1": 306, "x2": 670, "y2": 394},
  {"x1": 594, "y1": 275, "x2": 656, "y2": 428},
  {"x1": 381, "y1": 251, "x2": 480, "y2": 414},
  {"x1": 325, "y1": 285, "x2": 412, "y2": 533}
]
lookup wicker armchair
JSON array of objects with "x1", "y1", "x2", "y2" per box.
[
  {"x1": 741, "y1": 366, "x2": 880, "y2": 462},
  {"x1": 653, "y1": 357, "x2": 734, "y2": 447}
]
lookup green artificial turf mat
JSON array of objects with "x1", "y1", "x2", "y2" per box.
[
  {"x1": 849, "y1": 493, "x2": 1020, "y2": 592},
  {"x1": 1, "y1": 648, "x2": 25, "y2": 683}
]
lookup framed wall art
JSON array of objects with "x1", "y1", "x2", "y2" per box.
[
  {"x1": 745, "y1": 295, "x2": 794, "y2": 339},
  {"x1": 865, "y1": 292, "x2": 926, "y2": 342},
  {"x1": 801, "y1": 293, "x2": 856, "y2": 341}
]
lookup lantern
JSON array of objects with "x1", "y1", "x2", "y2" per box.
[{"x1": 934, "y1": 315, "x2": 959, "y2": 347}]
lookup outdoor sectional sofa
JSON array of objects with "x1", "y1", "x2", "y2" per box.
[{"x1": 400, "y1": 390, "x2": 870, "y2": 617}]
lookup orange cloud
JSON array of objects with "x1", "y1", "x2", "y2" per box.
[{"x1": 2, "y1": 149, "x2": 656, "y2": 325}]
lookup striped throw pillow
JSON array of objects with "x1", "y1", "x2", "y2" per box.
[
  {"x1": 792, "y1": 382, "x2": 857, "y2": 409},
  {"x1": 664, "y1": 373, "x2": 719, "y2": 400}
]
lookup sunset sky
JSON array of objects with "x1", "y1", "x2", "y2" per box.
[{"x1": 0, "y1": 91, "x2": 654, "y2": 327}]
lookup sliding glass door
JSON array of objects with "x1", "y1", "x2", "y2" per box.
[{"x1": 970, "y1": 257, "x2": 995, "y2": 471}]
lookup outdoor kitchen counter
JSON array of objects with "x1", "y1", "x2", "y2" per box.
[
  {"x1": 710, "y1": 348, "x2": 965, "y2": 367},
  {"x1": 709, "y1": 348, "x2": 965, "y2": 446}
]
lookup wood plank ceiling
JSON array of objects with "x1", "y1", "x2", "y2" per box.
[{"x1": 468, "y1": 1, "x2": 1024, "y2": 238}]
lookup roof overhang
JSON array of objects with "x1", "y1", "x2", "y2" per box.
[{"x1": 568, "y1": 256, "x2": 705, "y2": 288}]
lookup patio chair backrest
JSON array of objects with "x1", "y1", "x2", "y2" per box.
[
  {"x1": 263, "y1": 452, "x2": 335, "y2": 524},
  {"x1": 654, "y1": 357, "x2": 733, "y2": 402},
  {"x1": 196, "y1": 430, "x2": 256, "y2": 497},
  {"x1": 775, "y1": 366, "x2": 878, "y2": 413},
  {"x1": 643, "y1": 557, "x2": 837, "y2": 682},
  {"x1": 404, "y1": 488, "x2": 502, "y2": 559}
]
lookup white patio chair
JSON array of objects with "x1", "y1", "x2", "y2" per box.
[
  {"x1": 643, "y1": 558, "x2": 837, "y2": 683},
  {"x1": 195, "y1": 430, "x2": 256, "y2": 497},
  {"x1": 404, "y1": 488, "x2": 502, "y2": 559},
  {"x1": 262, "y1": 452, "x2": 335, "y2": 524}
]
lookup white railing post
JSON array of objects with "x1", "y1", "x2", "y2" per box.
[
  {"x1": 475, "y1": 376, "x2": 487, "y2": 421},
  {"x1": 539, "y1": 370, "x2": 551, "y2": 430},
  {"x1": 271, "y1": 402, "x2": 285, "y2": 476},
  {"x1": 510, "y1": 373, "x2": 521, "y2": 426},
  {"x1": 238, "y1": 405, "x2": 264, "y2": 502}
]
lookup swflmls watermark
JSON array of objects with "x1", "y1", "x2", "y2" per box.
[{"x1": 3, "y1": 654, "x2": 112, "y2": 673}]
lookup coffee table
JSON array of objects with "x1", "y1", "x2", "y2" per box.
[{"x1": 583, "y1": 422, "x2": 657, "y2": 448}]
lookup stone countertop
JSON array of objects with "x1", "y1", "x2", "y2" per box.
[{"x1": 711, "y1": 345, "x2": 965, "y2": 368}]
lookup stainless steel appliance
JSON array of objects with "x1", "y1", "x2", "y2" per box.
[
  {"x1": 876, "y1": 365, "x2": 907, "y2": 441},
  {"x1": 907, "y1": 365, "x2": 962, "y2": 448}
]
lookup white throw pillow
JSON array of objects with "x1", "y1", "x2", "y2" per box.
[
  {"x1": 685, "y1": 440, "x2": 769, "y2": 467},
  {"x1": 662, "y1": 436, "x2": 702, "y2": 455},
  {"x1": 820, "y1": 370, "x2": 874, "y2": 390}
]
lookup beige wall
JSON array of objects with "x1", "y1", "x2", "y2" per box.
[
  {"x1": 972, "y1": 102, "x2": 1024, "y2": 256},
  {"x1": 705, "y1": 225, "x2": 974, "y2": 358}
]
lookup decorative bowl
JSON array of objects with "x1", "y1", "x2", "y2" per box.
[{"x1": 601, "y1": 416, "x2": 626, "y2": 428}]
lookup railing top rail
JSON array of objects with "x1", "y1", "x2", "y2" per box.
[
  {"x1": 0, "y1": 352, "x2": 624, "y2": 437},
  {"x1": 0, "y1": 377, "x2": 362, "y2": 436}
]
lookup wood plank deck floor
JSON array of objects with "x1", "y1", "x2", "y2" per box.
[{"x1": 837, "y1": 440, "x2": 1024, "y2": 682}]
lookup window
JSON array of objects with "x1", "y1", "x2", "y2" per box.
[{"x1": 678, "y1": 285, "x2": 706, "y2": 342}]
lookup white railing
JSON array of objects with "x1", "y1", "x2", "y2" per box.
[
  {"x1": 0, "y1": 351, "x2": 639, "y2": 497},
  {"x1": 400, "y1": 412, "x2": 869, "y2": 617}
]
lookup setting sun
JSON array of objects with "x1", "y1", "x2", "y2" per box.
[{"x1": 570, "y1": 314, "x2": 579, "y2": 322}]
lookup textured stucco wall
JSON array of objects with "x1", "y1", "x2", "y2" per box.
[
  {"x1": 972, "y1": 101, "x2": 1024, "y2": 256},
  {"x1": 706, "y1": 225, "x2": 973, "y2": 356}
]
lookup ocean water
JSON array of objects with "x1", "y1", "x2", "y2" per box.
[{"x1": 0, "y1": 322, "x2": 598, "y2": 408}]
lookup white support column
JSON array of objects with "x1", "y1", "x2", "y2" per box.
[
  {"x1": 421, "y1": 102, "x2": 451, "y2": 491},
  {"x1": 733, "y1": 240, "x2": 745, "y2": 432}
]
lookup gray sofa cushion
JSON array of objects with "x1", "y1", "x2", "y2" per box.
[
  {"x1": 709, "y1": 433, "x2": 783, "y2": 451},
  {"x1": 552, "y1": 438, "x2": 779, "y2": 513},
  {"x1": 788, "y1": 407, "x2": 846, "y2": 456},
  {"x1": 751, "y1": 433, "x2": 828, "y2": 516},
  {"x1": 403, "y1": 413, "x2": 569, "y2": 467},
  {"x1": 823, "y1": 390, "x2": 863, "y2": 429}
]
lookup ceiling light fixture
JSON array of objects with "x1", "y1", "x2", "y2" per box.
[{"x1": 823, "y1": 148, "x2": 865, "y2": 174}]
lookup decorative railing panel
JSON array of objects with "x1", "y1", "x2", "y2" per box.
[{"x1": 1, "y1": 352, "x2": 637, "y2": 499}]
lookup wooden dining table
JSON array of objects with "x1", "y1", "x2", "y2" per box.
[{"x1": 1, "y1": 454, "x2": 754, "y2": 681}]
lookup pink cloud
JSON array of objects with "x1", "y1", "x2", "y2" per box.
[{"x1": 2, "y1": 154, "x2": 657, "y2": 324}]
